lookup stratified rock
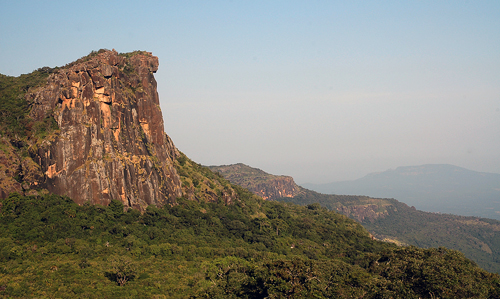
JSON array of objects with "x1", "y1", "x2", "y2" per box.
[{"x1": 27, "y1": 50, "x2": 182, "y2": 210}]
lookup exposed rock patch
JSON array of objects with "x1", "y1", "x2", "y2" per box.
[
  {"x1": 336, "y1": 204, "x2": 389, "y2": 223},
  {"x1": 209, "y1": 163, "x2": 301, "y2": 201}
]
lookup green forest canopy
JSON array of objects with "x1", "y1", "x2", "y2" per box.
[{"x1": 0, "y1": 191, "x2": 499, "y2": 298}]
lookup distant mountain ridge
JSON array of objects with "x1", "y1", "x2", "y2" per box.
[{"x1": 302, "y1": 164, "x2": 500, "y2": 220}]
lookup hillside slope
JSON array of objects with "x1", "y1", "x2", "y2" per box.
[
  {"x1": 212, "y1": 163, "x2": 500, "y2": 273},
  {"x1": 303, "y1": 164, "x2": 500, "y2": 220},
  {"x1": 209, "y1": 163, "x2": 301, "y2": 200},
  {"x1": 1, "y1": 192, "x2": 499, "y2": 298}
]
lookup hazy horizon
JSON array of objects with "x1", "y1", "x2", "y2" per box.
[
  {"x1": 2, "y1": 1, "x2": 499, "y2": 184},
  {"x1": 298, "y1": 163, "x2": 500, "y2": 185}
]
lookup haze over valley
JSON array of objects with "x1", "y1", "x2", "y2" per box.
[{"x1": 303, "y1": 164, "x2": 500, "y2": 220}]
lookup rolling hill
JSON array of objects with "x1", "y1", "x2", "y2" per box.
[{"x1": 211, "y1": 163, "x2": 500, "y2": 274}]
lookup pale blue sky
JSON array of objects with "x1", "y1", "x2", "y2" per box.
[{"x1": 1, "y1": 1, "x2": 499, "y2": 183}]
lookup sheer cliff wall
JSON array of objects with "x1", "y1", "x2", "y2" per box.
[{"x1": 27, "y1": 50, "x2": 182, "y2": 210}]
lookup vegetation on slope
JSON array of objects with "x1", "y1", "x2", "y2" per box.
[
  {"x1": 1, "y1": 192, "x2": 499, "y2": 298},
  {"x1": 280, "y1": 192, "x2": 500, "y2": 274},
  {"x1": 209, "y1": 163, "x2": 282, "y2": 186},
  {"x1": 363, "y1": 200, "x2": 500, "y2": 274},
  {"x1": 208, "y1": 163, "x2": 500, "y2": 274},
  {"x1": 0, "y1": 67, "x2": 61, "y2": 197},
  {"x1": 0, "y1": 68, "x2": 58, "y2": 141},
  {"x1": 174, "y1": 152, "x2": 242, "y2": 203}
]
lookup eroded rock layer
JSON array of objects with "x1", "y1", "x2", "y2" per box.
[{"x1": 28, "y1": 50, "x2": 182, "y2": 210}]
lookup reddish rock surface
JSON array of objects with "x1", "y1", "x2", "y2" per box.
[
  {"x1": 26, "y1": 50, "x2": 182, "y2": 210},
  {"x1": 252, "y1": 176, "x2": 300, "y2": 200}
]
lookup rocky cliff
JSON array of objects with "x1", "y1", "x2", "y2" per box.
[
  {"x1": 333, "y1": 202, "x2": 390, "y2": 222},
  {"x1": 15, "y1": 50, "x2": 182, "y2": 210},
  {"x1": 209, "y1": 163, "x2": 301, "y2": 200}
]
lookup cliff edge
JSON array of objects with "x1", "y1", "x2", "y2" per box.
[{"x1": 21, "y1": 50, "x2": 181, "y2": 210}]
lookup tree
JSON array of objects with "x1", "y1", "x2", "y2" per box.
[{"x1": 106, "y1": 255, "x2": 137, "y2": 286}]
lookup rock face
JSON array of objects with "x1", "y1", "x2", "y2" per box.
[
  {"x1": 252, "y1": 176, "x2": 299, "y2": 200},
  {"x1": 209, "y1": 163, "x2": 301, "y2": 200},
  {"x1": 27, "y1": 50, "x2": 182, "y2": 210},
  {"x1": 335, "y1": 204, "x2": 390, "y2": 223}
]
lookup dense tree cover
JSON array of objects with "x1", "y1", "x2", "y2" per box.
[
  {"x1": 208, "y1": 163, "x2": 283, "y2": 186},
  {"x1": 281, "y1": 189, "x2": 394, "y2": 212},
  {"x1": 279, "y1": 191, "x2": 500, "y2": 274},
  {"x1": 364, "y1": 201, "x2": 500, "y2": 274},
  {"x1": 0, "y1": 193, "x2": 499, "y2": 298}
]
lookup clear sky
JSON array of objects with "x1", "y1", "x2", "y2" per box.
[{"x1": 1, "y1": 1, "x2": 499, "y2": 183}]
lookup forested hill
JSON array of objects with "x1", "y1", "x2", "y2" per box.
[
  {"x1": 1, "y1": 190, "x2": 500, "y2": 298},
  {"x1": 281, "y1": 190, "x2": 500, "y2": 274},
  {"x1": 211, "y1": 163, "x2": 500, "y2": 274}
]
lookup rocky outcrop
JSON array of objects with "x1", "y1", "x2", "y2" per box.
[
  {"x1": 26, "y1": 50, "x2": 182, "y2": 210},
  {"x1": 252, "y1": 176, "x2": 300, "y2": 200},
  {"x1": 209, "y1": 163, "x2": 301, "y2": 200},
  {"x1": 336, "y1": 204, "x2": 389, "y2": 223},
  {"x1": 210, "y1": 163, "x2": 392, "y2": 221}
]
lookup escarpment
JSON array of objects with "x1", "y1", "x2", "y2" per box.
[
  {"x1": 26, "y1": 50, "x2": 182, "y2": 210},
  {"x1": 252, "y1": 176, "x2": 300, "y2": 200},
  {"x1": 209, "y1": 163, "x2": 301, "y2": 200}
]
